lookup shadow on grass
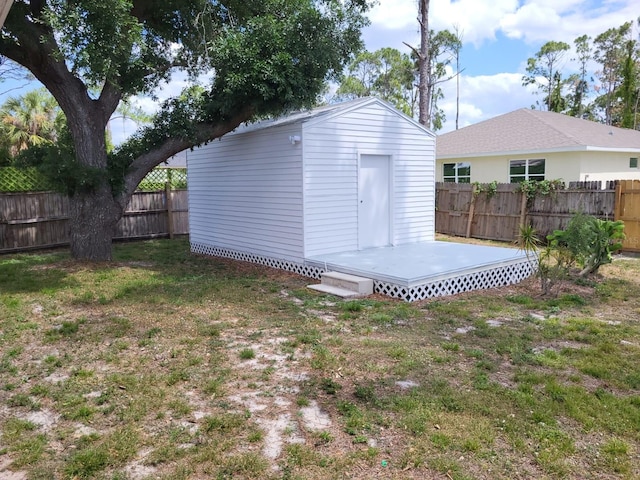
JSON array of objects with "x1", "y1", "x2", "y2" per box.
[
  {"x1": 1, "y1": 239, "x2": 286, "y2": 306},
  {"x1": 0, "y1": 251, "x2": 79, "y2": 294}
]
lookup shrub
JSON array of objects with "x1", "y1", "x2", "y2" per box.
[
  {"x1": 519, "y1": 224, "x2": 572, "y2": 295},
  {"x1": 549, "y1": 213, "x2": 624, "y2": 276}
]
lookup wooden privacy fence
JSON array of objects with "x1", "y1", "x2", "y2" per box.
[
  {"x1": 4, "y1": 181, "x2": 640, "y2": 254},
  {"x1": 435, "y1": 181, "x2": 631, "y2": 248},
  {"x1": 0, "y1": 186, "x2": 188, "y2": 253},
  {"x1": 615, "y1": 180, "x2": 640, "y2": 252}
]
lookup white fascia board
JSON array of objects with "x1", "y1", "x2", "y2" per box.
[
  {"x1": 436, "y1": 145, "x2": 640, "y2": 160},
  {"x1": 304, "y1": 97, "x2": 436, "y2": 139},
  {"x1": 583, "y1": 146, "x2": 640, "y2": 153}
]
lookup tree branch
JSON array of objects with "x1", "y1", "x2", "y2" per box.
[
  {"x1": 97, "y1": 80, "x2": 123, "y2": 125},
  {"x1": 120, "y1": 105, "x2": 256, "y2": 205},
  {"x1": 403, "y1": 41, "x2": 421, "y2": 60}
]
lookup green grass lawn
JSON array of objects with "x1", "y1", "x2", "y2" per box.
[{"x1": 1, "y1": 238, "x2": 639, "y2": 479}]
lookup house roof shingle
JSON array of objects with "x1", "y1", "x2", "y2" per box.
[{"x1": 437, "y1": 109, "x2": 640, "y2": 158}]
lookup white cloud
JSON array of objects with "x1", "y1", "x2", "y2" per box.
[
  {"x1": 431, "y1": 0, "x2": 520, "y2": 46},
  {"x1": 370, "y1": 0, "x2": 638, "y2": 47},
  {"x1": 367, "y1": 0, "x2": 419, "y2": 31},
  {"x1": 366, "y1": 0, "x2": 639, "y2": 133},
  {"x1": 438, "y1": 72, "x2": 537, "y2": 132}
]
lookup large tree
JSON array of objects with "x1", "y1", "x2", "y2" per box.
[
  {"x1": 593, "y1": 22, "x2": 633, "y2": 125},
  {"x1": 522, "y1": 40, "x2": 570, "y2": 112},
  {"x1": 619, "y1": 38, "x2": 639, "y2": 129},
  {"x1": 566, "y1": 34, "x2": 592, "y2": 118},
  {"x1": 336, "y1": 50, "x2": 383, "y2": 99},
  {"x1": 405, "y1": 7, "x2": 461, "y2": 130},
  {"x1": 423, "y1": 29, "x2": 461, "y2": 130},
  {"x1": 416, "y1": 0, "x2": 430, "y2": 126},
  {"x1": 337, "y1": 48, "x2": 416, "y2": 116},
  {"x1": 0, "y1": 0, "x2": 370, "y2": 261}
]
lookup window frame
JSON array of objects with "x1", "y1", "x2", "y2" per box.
[
  {"x1": 509, "y1": 158, "x2": 545, "y2": 183},
  {"x1": 630, "y1": 157, "x2": 638, "y2": 169},
  {"x1": 443, "y1": 162, "x2": 471, "y2": 183}
]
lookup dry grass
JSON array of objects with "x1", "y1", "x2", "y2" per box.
[{"x1": 1, "y1": 238, "x2": 639, "y2": 479}]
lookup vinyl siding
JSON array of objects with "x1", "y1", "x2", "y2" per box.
[
  {"x1": 188, "y1": 125, "x2": 305, "y2": 262},
  {"x1": 303, "y1": 103, "x2": 435, "y2": 257}
]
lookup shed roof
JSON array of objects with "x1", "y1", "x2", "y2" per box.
[
  {"x1": 230, "y1": 97, "x2": 434, "y2": 137},
  {"x1": 437, "y1": 108, "x2": 640, "y2": 159}
]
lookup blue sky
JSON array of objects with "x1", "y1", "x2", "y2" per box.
[
  {"x1": 1, "y1": 0, "x2": 638, "y2": 141},
  {"x1": 362, "y1": 0, "x2": 639, "y2": 131}
]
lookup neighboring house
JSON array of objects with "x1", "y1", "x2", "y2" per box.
[
  {"x1": 187, "y1": 97, "x2": 436, "y2": 267},
  {"x1": 437, "y1": 108, "x2": 640, "y2": 186}
]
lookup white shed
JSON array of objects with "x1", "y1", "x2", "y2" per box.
[{"x1": 187, "y1": 97, "x2": 436, "y2": 274}]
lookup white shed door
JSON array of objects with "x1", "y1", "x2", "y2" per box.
[{"x1": 358, "y1": 155, "x2": 391, "y2": 249}]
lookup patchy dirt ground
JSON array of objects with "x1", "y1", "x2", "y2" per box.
[{"x1": 1, "y1": 244, "x2": 639, "y2": 479}]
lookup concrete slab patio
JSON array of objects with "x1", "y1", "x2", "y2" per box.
[{"x1": 305, "y1": 241, "x2": 534, "y2": 302}]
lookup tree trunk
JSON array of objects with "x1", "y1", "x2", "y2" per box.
[
  {"x1": 68, "y1": 185, "x2": 123, "y2": 262},
  {"x1": 417, "y1": 0, "x2": 430, "y2": 127}
]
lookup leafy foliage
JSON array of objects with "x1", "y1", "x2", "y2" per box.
[
  {"x1": 519, "y1": 212, "x2": 625, "y2": 295},
  {"x1": 0, "y1": 88, "x2": 64, "y2": 159},
  {"x1": 518, "y1": 224, "x2": 573, "y2": 296},
  {"x1": 549, "y1": 213, "x2": 625, "y2": 276},
  {"x1": 523, "y1": 22, "x2": 640, "y2": 126},
  {"x1": 522, "y1": 41, "x2": 570, "y2": 112},
  {"x1": 0, "y1": 0, "x2": 371, "y2": 260},
  {"x1": 337, "y1": 48, "x2": 416, "y2": 116},
  {"x1": 472, "y1": 180, "x2": 498, "y2": 199},
  {"x1": 518, "y1": 179, "x2": 565, "y2": 201},
  {"x1": 16, "y1": 125, "x2": 129, "y2": 196},
  {"x1": 336, "y1": 28, "x2": 462, "y2": 129}
]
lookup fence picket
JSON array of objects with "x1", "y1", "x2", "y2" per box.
[
  {"x1": 435, "y1": 182, "x2": 626, "y2": 246},
  {"x1": 3, "y1": 181, "x2": 639, "y2": 254},
  {"x1": 1, "y1": 189, "x2": 189, "y2": 253}
]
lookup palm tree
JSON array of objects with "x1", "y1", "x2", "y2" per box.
[{"x1": 0, "y1": 87, "x2": 63, "y2": 156}]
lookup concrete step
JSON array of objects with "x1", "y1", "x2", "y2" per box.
[
  {"x1": 320, "y1": 271, "x2": 374, "y2": 295},
  {"x1": 307, "y1": 283, "x2": 366, "y2": 299}
]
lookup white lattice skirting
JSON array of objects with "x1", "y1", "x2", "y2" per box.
[
  {"x1": 190, "y1": 243, "x2": 326, "y2": 279},
  {"x1": 191, "y1": 242, "x2": 535, "y2": 302},
  {"x1": 375, "y1": 261, "x2": 536, "y2": 302}
]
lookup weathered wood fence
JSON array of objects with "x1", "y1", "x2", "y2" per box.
[
  {"x1": 4, "y1": 181, "x2": 640, "y2": 254},
  {"x1": 0, "y1": 187, "x2": 188, "y2": 253},
  {"x1": 615, "y1": 180, "x2": 640, "y2": 252},
  {"x1": 435, "y1": 181, "x2": 640, "y2": 252}
]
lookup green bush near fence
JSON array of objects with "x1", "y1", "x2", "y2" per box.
[{"x1": 0, "y1": 167, "x2": 187, "y2": 193}]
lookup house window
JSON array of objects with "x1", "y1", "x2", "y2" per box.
[
  {"x1": 443, "y1": 162, "x2": 471, "y2": 183},
  {"x1": 631, "y1": 157, "x2": 638, "y2": 168},
  {"x1": 509, "y1": 159, "x2": 545, "y2": 183}
]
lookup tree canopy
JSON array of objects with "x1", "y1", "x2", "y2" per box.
[
  {"x1": 522, "y1": 40, "x2": 571, "y2": 112},
  {"x1": 0, "y1": 87, "x2": 63, "y2": 163},
  {"x1": 0, "y1": 0, "x2": 370, "y2": 260},
  {"x1": 523, "y1": 20, "x2": 640, "y2": 127},
  {"x1": 337, "y1": 28, "x2": 462, "y2": 131}
]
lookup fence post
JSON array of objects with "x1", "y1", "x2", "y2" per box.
[
  {"x1": 614, "y1": 181, "x2": 623, "y2": 222},
  {"x1": 165, "y1": 182, "x2": 174, "y2": 240},
  {"x1": 518, "y1": 189, "x2": 527, "y2": 238},
  {"x1": 466, "y1": 184, "x2": 476, "y2": 238}
]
